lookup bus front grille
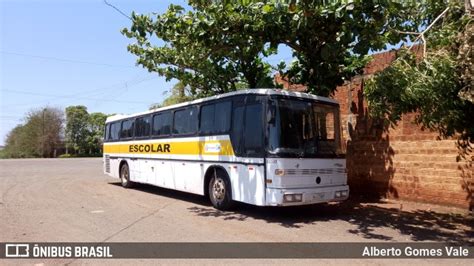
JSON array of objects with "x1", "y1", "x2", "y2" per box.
[{"x1": 105, "y1": 155, "x2": 110, "y2": 173}]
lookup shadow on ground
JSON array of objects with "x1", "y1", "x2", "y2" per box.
[{"x1": 110, "y1": 182, "x2": 473, "y2": 245}]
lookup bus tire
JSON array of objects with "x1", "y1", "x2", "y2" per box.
[
  {"x1": 120, "y1": 162, "x2": 134, "y2": 188},
  {"x1": 208, "y1": 169, "x2": 234, "y2": 210}
]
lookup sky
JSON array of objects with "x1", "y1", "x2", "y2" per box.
[{"x1": 0, "y1": 0, "x2": 294, "y2": 145}]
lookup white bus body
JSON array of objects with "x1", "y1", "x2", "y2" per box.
[{"x1": 103, "y1": 89, "x2": 349, "y2": 209}]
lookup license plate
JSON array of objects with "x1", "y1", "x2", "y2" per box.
[{"x1": 312, "y1": 192, "x2": 325, "y2": 200}]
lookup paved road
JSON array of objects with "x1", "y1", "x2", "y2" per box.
[{"x1": 0, "y1": 158, "x2": 472, "y2": 264}]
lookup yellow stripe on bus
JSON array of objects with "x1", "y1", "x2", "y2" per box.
[{"x1": 103, "y1": 140, "x2": 235, "y2": 156}]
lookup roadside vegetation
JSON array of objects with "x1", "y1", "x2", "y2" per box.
[
  {"x1": 65, "y1": 106, "x2": 108, "y2": 157},
  {"x1": 1, "y1": 106, "x2": 108, "y2": 159},
  {"x1": 2, "y1": 107, "x2": 63, "y2": 158}
]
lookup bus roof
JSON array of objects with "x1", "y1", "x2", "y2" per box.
[{"x1": 106, "y1": 88, "x2": 338, "y2": 123}]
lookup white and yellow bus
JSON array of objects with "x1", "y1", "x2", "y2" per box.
[{"x1": 103, "y1": 89, "x2": 348, "y2": 210}]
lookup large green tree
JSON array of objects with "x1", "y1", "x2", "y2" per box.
[
  {"x1": 256, "y1": 0, "x2": 421, "y2": 96},
  {"x1": 123, "y1": 1, "x2": 422, "y2": 97},
  {"x1": 3, "y1": 107, "x2": 64, "y2": 158},
  {"x1": 65, "y1": 106, "x2": 108, "y2": 155},
  {"x1": 3, "y1": 125, "x2": 35, "y2": 158},
  {"x1": 122, "y1": 3, "x2": 275, "y2": 96},
  {"x1": 87, "y1": 112, "x2": 108, "y2": 155},
  {"x1": 65, "y1": 105, "x2": 90, "y2": 155}
]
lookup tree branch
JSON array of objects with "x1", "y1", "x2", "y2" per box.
[
  {"x1": 103, "y1": 0, "x2": 131, "y2": 20},
  {"x1": 409, "y1": 7, "x2": 450, "y2": 57}
]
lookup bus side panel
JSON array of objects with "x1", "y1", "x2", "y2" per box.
[
  {"x1": 109, "y1": 157, "x2": 120, "y2": 179},
  {"x1": 140, "y1": 159, "x2": 155, "y2": 184},
  {"x1": 148, "y1": 160, "x2": 160, "y2": 186},
  {"x1": 184, "y1": 161, "x2": 205, "y2": 195},
  {"x1": 171, "y1": 160, "x2": 203, "y2": 194},
  {"x1": 127, "y1": 158, "x2": 141, "y2": 183},
  {"x1": 171, "y1": 161, "x2": 185, "y2": 191},
  {"x1": 160, "y1": 161, "x2": 174, "y2": 189},
  {"x1": 229, "y1": 163, "x2": 266, "y2": 206}
]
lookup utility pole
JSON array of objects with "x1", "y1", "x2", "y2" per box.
[{"x1": 42, "y1": 108, "x2": 45, "y2": 158}]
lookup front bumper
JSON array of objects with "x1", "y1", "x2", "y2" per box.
[{"x1": 265, "y1": 185, "x2": 349, "y2": 206}]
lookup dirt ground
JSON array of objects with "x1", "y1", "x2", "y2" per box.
[{"x1": 0, "y1": 158, "x2": 472, "y2": 265}]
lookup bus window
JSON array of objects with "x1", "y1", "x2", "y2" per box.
[
  {"x1": 215, "y1": 102, "x2": 231, "y2": 132},
  {"x1": 120, "y1": 119, "x2": 134, "y2": 139},
  {"x1": 135, "y1": 116, "x2": 151, "y2": 138},
  {"x1": 109, "y1": 122, "x2": 120, "y2": 141},
  {"x1": 200, "y1": 104, "x2": 215, "y2": 134},
  {"x1": 173, "y1": 107, "x2": 198, "y2": 135},
  {"x1": 104, "y1": 123, "x2": 110, "y2": 142},
  {"x1": 200, "y1": 101, "x2": 231, "y2": 134},
  {"x1": 314, "y1": 105, "x2": 335, "y2": 140},
  {"x1": 152, "y1": 112, "x2": 172, "y2": 136},
  {"x1": 231, "y1": 105, "x2": 244, "y2": 156},
  {"x1": 244, "y1": 103, "x2": 264, "y2": 156}
]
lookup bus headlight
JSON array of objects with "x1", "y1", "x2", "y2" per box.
[
  {"x1": 274, "y1": 169, "x2": 285, "y2": 176},
  {"x1": 335, "y1": 190, "x2": 348, "y2": 198},
  {"x1": 294, "y1": 194, "x2": 303, "y2": 201},
  {"x1": 283, "y1": 193, "x2": 303, "y2": 203}
]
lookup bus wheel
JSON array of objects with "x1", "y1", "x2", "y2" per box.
[
  {"x1": 120, "y1": 163, "x2": 134, "y2": 188},
  {"x1": 208, "y1": 170, "x2": 233, "y2": 210}
]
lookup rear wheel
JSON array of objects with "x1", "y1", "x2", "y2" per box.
[
  {"x1": 120, "y1": 163, "x2": 134, "y2": 188},
  {"x1": 208, "y1": 169, "x2": 234, "y2": 210}
]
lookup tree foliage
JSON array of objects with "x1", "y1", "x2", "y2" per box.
[
  {"x1": 65, "y1": 106, "x2": 90, "y2": 154},
  {"x1": 65, "y1": 106, "x2": 108, "y2": 155},
  {"x1": 365, "y1": 1, "x2": 473, "y2": 145},
  {"x1": 3, "y1": 107, "x2": 64, "y2": 158},
  {"x1": 150, "y1": 81, "x2": 194, "y2": 109},
  {"x1": 122, "y1": 1, "x2": 426, "y2": 97},
  {"x1": 122, "y1": 3, "x2": 275, "y2": 97},
  {"x1": 3, "y1": 106, "x2": 108, "y2": 158},
  {"x1": 88, "y1": 112, "x2": 109, "y2": 154},
  {"x1": 256, "y1": 0, "x2": 422, "y2": 96},
  {"x1": 457, "y1": 18, "x2": 473, "y2": 103}
]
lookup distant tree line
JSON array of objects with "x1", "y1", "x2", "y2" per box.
[
  {"x1": 2, "y1": 107, "x2": 63, "y2": 158},
  {"x1": 1, "y1": 105, "x2": 108, "y2": 158}
]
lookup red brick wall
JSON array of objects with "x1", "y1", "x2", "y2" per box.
[
  {"x1": 277, "y1": 48, "x2": 473, "y2": 210},
  {"x1": 334, "y1": 79, "x2": 472, "y2": 210}
]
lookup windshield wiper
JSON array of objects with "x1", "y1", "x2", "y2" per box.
[{"x1": 268, "y1": 148, "x2": 306, "y2": 158}]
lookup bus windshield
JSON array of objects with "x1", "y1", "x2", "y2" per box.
[{"x1": 267, "y1": 98, "x2": 343, "y2": 158}]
